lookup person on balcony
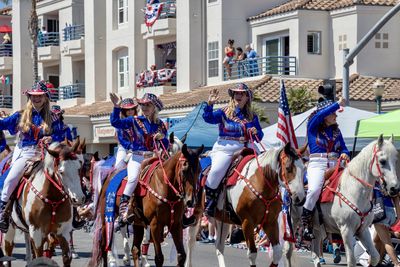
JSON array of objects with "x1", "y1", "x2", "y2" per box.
[
  {"x1": 51, "y1": 105, "x2": 73, "y2": 143},
  {"x1": 0, "y1": 81, "x2": 62, "y2": 232},
  {"x1": 110, "y1": 92, "x2": 168, "y2": 225},
  {"x1": 223, "y1": 39, "x2": 235, "y2": 79},
  {"x1": 2, "y1": 34, "x2": 11, "y2": 45},
  {"x1": 202, "y1": 83, "x2": 264, "y2": 217},
  {"x1": 236, "y1": 47, "x2": 247, "y2": 78},
  {"x1": 245, "y1": 44, "x2": 259, "y2": 77}
]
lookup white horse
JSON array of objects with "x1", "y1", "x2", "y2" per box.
[
  {"x1": 186, "y1": 143, "x2": 306, "y2": 267},
  {"x1": 3, "y1": 140, "x2": 86, "y2": 266},
  {"x1": 283, "y1": 135, "x2": 400, "y2": 267}
]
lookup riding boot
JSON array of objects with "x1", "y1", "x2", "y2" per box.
[
  {"x1": 0, "y1": 200, "x2": 10, "y2": 233},
  {"x1": 204, "y1": 186, "x2": 219, "y2": 218},
  {"x1": 118, "y1": 194, "x2": 130, "y2": 226},
  {"x1": 301, "y1": 208, "x2": 315, "y2": 241},
  {"x1": 182, "y1": 214, "x2": 197, "y2": 229}
]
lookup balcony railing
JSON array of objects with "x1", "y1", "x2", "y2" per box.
[
  {"x1": 223, "y1": 56, "x2": 297, "y2": 81},
  {"x1": 0, "y1": 95, "x2": 12, "y2": 108},
  {"x1": 63, "y1": 25, "x2": 85, "y2": 41},
  {"x1": 57, "y1": 83, "x2": 85, "y2": 100},
  {"x1": 0, "y1": 44, "x2": 12, "y2": 57},
  {"x1": 38, "y1": 32, "x2": 60, "y2": 47},
  {"x1": 159, "y1": 1, "x2": 176, "y2": 19},
  {"x1": 136, "y1": 68, "x2": 176, "y2": 88}
]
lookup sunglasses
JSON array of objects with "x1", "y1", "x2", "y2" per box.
[{"x1": 139, "y1": 102, "x2": 152, "y2": 107}]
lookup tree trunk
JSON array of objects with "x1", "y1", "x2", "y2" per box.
[{"x1": 28, "y1": 0, "x2": 39, "y2": 83}]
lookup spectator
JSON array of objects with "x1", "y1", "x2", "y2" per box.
[
  {"x1": 245, "y1": 44, "x2": 259, "y2": 77},
  {"x1": 236, "y1": 47, "x2": 247, "y2": 78},
  {"x1": 2, "y1": 33, "x2": 11, "y2": 45},
  {"x1": 373, "y1": 185, "x2": 400, "y2": 267},
  {"x1": 223, "y1": 39, "x2": 235, "y2": 79},
  {"x1": 201, "y1": 216, "x2": 216, "y2": 244}
]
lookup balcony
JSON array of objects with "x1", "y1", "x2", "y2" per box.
[
  {"x1": 0, "y1": 44, "x2": 13, "y2": 72},
  {"x1": 136, "y1": 68, "x2": 176, "y2": 97},
  {"x1": 0, "y1": 95, "x2": 12, "y2": 108},
  {"x1": 58, "y1": 83, "x2": 85, "y2": 100},
  {"x1": 223, "y1": 56, "x2": 297, "y2": 81},
  {"x1": 38, "y1": 32, "x2": 60, "y2": 62},
  {"x1": 61, "y1": 25, "x2": 85, "y2": 58},
  {"x1": 141, "y1": 1, "x2": 176, "y2": 40}
]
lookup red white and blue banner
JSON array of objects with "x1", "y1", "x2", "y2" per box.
[{"x1": 145, "y1": 2, "x2": 164, "y2": 27}]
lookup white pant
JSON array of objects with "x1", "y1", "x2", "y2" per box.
[
  {"x1": 115, "y1": 145, "x2": 127, "y2": 170},
  {"x1": 205, "y1": 139, "x2": 244, "y2": 190},
  {"x1": 1, "y1": 146, "x2": 40, "y2": 202},
  {"x1": 303, "y1": 157, "x2": 336, "y2": 211},
  {"x1": 122, "y1": 154, "x2": 145, "y2": 197}
]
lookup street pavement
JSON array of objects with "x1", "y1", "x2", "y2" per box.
[{"x1": 6, "y1": 229, "x2": 347, "y2": 266}]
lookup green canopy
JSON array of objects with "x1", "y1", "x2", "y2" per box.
[{"x1": 356, "y1": 109, "x2": 400, "y2": 138}]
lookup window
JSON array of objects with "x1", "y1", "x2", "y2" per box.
[
  {"x1": 118, "y1": 0, "x2": 128, "y2": 24},
  {"x1": 208, "y1": 0, "x2": 218, "y2": 3},
  {"x1": 307, "y1": 32, "x2": 321, "y2": 54},
  {"x1": 118, "y1": 56, "x2": 129, "y2": 89},
  {"x1": 338, "y1": 34, "x2": 347, "y2": 50},
  {"x1": 375, "y1": 32, "x2": 389, "y2": 49},
  {"x1": 208, "y1": 41, "x2": 219, "y2": 77}
]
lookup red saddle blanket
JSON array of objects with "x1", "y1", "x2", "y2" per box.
[
  {"x1": 320, "y1": 168, "x2": 344, "y2": 203},
  {"x1": 201, "y1": 155, "x2": 255, "y2": 187},
  {"x1": 135, "y1": 159, "x2": 160, "y2": 197}
]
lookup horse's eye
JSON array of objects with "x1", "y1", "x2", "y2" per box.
[{"x1": 380, "y1": 159, "x2": 387, "y2": 166}]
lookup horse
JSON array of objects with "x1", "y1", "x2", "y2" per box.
[
  {"x1": 89, "y1": 132, "x2": 189, "y2": 267},
  {"x1": 2, "y1": 139, "x2": 86, "y2": 267},
  {"x1": 185, "y1": 142, "x2": 306, "y2": 267},
  {"x1": 283, "y1": 135, "x2": 400, "y2": 267}
]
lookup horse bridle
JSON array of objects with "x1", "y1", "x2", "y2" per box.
[
  {"x1": 278, "y1": 150, "x2": 296, "y2": 196},
  {"x1": 369, "y1": 144, "x2": 386, "y2": 188}
]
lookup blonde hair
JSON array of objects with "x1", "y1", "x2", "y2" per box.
[
  {"x1": 19, "y1": 97, "x2": 52, "y2": 134},
  {"x1": 147, "y1": 107, "x2": 161, "y2": 124},
  {"x1": 225, "y1": 98, "x2": 254, "y2": 121}
]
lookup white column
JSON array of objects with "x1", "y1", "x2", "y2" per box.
[
  {"x1": 12, "y1": 0, "x2": 33, "y2": 111},
  {"x1": 84, "y1": 0, "x2": 107, "y2": 104},
  {"x1": 176, "y1": 0, "x2": 204, "y2": 93}
]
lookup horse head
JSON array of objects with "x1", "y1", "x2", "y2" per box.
[
  {"x1": 46, "y1": 139, "x2": 86, "y2": 206},
  {"x1": 368, "y1": 134, "x2": 399, "y2": 196},
  {"x1": 278, "y1": 142, "x2": 306, "y2": 206},
  {"x1": 168, "y1": 132, "x2": 186, "y2": 156},
  {"x1": 179, "y1": 144, "x2": 204, "y2": 208}
]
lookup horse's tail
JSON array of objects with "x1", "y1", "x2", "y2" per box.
[{"x1": 87, "y1": 215, "x2": 103, "y2": 267}]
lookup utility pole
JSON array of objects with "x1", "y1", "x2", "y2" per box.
[{"x1": 342, "y1": 2, "x2": 400, "y2": 106}]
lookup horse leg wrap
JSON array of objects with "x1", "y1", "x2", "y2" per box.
[{"x1": 141, "y1": 243, "x2": 149, "y2": 255}]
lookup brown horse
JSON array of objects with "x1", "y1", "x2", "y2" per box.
[
  {"x1": 91, "y1": 143, "x2": 203, "y2": 267},
  {"x1": 3, "y1": 139, "x2": 86, "y2": 267},
  {"x1": 185, "y1": 142, "x2": 306, "y2": 267}
]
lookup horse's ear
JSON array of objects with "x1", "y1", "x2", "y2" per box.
[
  {"x1": 72, "y1": 137, "x2": 80, "y2": 152},
  {"x1": 169, "y1": 132, "x2": 175, "y2": 145},
  {"x1": 195, "y1": 145, "x2": 204, "y2": 156},
  {"x1": 182, "y1": 144, "x2": 189, "y2": 158},
  {"x1": 389, "y1": 134, "x2": 394, "y2": 144},
  {"x1": 284, "y1": 142, "x2": 292, "y2": 155},
  {"x1": 378, "y1": 134, "x2": 384, "y2": 148},
  {"x1": 46, "y1": 147, "x2": 59, "y2": 158},
  {"x1": 180, "y1": 133, "x2": 187, "y2": 144}
]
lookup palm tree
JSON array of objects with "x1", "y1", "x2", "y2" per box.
[
  {"x1": 287, "y1": 87, "x2": 316, "y2": 114},
  {"x1": 1, "y1": 0, "x2": 39, "y2": 82}
]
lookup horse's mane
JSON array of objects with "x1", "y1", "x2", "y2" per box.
[{"x1": 346, "y1": 141, "x2": 376, "y2": 179}]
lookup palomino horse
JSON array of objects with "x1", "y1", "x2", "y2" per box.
[
  {"x1": 283, "y1": 135, "x2": 400, "y2": 267},
  {"x1": 3, "y1": 139, "x2": 86, "y2": 267},
  {"x1": 185, "y1": 142, "x2": 306, "y2": 267}
]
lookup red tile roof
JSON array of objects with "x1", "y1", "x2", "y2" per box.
[{"x1": 248, "y1": 0, "x2": 397, "y2": 21}]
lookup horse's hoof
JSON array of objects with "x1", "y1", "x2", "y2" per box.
[{"x1": 72, "y1": 252, "x2": 79, "y2": 259}]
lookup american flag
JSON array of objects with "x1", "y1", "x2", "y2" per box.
[{"x1": 276, "y1": 80, "x2": 298, "y2": 149}]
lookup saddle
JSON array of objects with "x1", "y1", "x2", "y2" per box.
[
  {"x1": 320, "y1": 162, "x2": 345, "y2": 203},
  {"x1": 201, "y1": 148, "x2": 254, "y2": 187}
]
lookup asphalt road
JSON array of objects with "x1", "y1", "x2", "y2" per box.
[{"x1": 4, "y1": 229, "x2": 348, "y2": 267}]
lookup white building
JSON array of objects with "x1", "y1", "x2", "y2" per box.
[{"x1": 2, "y1": 0, "x2": 400, "y2": 155}]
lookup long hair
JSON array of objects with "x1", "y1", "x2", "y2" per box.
[
  {"x1": 147, "y1": 108, "x2": 161, "y2": 124},
  {"x1": 121, "y1": 107, "x2": 138, "y2": 119},
  {"x1": 224, "y1": 98, "x2": 254, "y2": 121},
  {"x1": 19, "y1": 97, "x2": 52, "y2": 134}
]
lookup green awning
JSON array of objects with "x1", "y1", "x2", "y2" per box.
[{"x1": 356, "y1": 109, "x2": 400, "y2": 138}]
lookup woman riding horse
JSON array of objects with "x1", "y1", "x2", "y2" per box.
[
  {"x1": 0, "y1": 81, "x2": 64, "y2": 232},
  {"x1": 51, "y1": 105, "x2": 73, "y2": 142},
  {"x1": 113, "y1": 98, "x2": 139, "y2": 169},
  {"x1": 301, "y1": 97, "x2": 349, "y2": 241},
  {"x1": 110, "y1": 92, "x2": 169, "y2": 224},
  {"x1": 202, "y1": 82, "x2": 263, "y2": 217}
]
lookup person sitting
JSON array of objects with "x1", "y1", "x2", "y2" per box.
[
  {"x1": 0, "y1": 81, "x2": 62, "y2": 232},
  {"x1": 110, "y1": 92, "x2": 168, "y2": 224},
  {"x1": 202, "y1": 83, "x2": 264, "y2": 217},
  {"x1": 112, "y1": 98, "x2": 139, "y2": 169},
  {"x1": 301, "y1": 97, "x2": 349, "y2": 241},
  {"x1": 51, "y1": 105, "x2": 73, "y2": 142}
]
